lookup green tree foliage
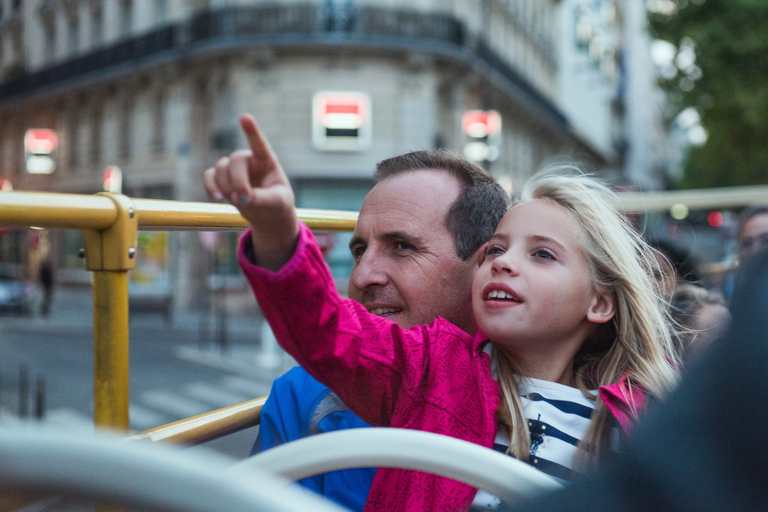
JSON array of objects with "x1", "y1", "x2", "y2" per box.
[{"x1": 649, "y1": 0, "x2": 768, "y2": 188}]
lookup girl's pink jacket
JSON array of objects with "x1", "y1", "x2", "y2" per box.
[{"x1": 239, "y1": 223, "x2": 644, "y2": 512}]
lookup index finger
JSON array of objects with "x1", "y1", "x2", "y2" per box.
[{"x1": 239, "y1": 114, "x2": 275, "y2": 163}]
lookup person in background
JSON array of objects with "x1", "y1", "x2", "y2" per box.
[
  {"x1": 737, "y1": 206, "x2": 768, "y2": 264},
  {"x1": 38, "y1": 258, "x2": 54, "y2": 317},
  {"x1": 206, "y1": 114, "x2": 510, "y2": 511},
  {"x1": 647, "y1": 238, "x2": 702, "y2": 296},
  {"x1": 669, "y1": 283, "x2": 731, "y2": 362},
  {"x1": 722, "y1": 205, "x2": 768, "y2": 300}
]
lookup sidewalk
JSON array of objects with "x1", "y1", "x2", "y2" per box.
[{"x1": 0, "y1": 285, "x2": 296, "y2": 381}]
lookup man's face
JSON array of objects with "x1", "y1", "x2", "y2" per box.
[
  {"x1": 739, "y1": 213, "x2": 768, "y2": 263},
  {"x1": 348, "y1": 169, "x2": 478, "y2": 334}
]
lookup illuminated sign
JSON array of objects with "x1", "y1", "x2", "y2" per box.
[
  {"x1": 25, "y1": 129, "x2": 58, "y2": 154},
  {"x1": 103, "y1": 166, "x2": 123, "y2": 193},
  {"x1": 462, "y1": 110, "x2": 502, "y2": 163},
  {"x1": 312, "y1": 92, "x2": 371, "y2": 151},
  {"x1": 24, "y1": 129, "x2": 58, "y2": 174}
]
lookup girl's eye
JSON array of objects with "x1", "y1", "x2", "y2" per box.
[
  {"x1": 533, "y1": 249, "x2": 555, "y2": 260},
  {"x1": 485, "y1": 245, "x2": 505, "y2": 256}
]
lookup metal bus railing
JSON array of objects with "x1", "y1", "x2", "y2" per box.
[
  {"x1": 0, "y1": 190, "x2": 356, "y2": 436},
  {"x1": 2, "y1": 185, "x2": 768, "y2": 443}
]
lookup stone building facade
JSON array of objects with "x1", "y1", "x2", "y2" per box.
[{"x1": 0, "y1": 0, "x2": 608, "y2": 313}]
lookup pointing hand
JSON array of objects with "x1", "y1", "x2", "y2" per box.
[{"x1": 203, "y1": 114, "x2": 299, "y2": 271}]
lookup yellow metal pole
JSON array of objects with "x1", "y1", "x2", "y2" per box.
[
  {"x1": 82, "y1": 193, "x2": 138, "y2": 432},
  {"x1": 92, "y1": 270, "x2": 130, "y2": 430}
]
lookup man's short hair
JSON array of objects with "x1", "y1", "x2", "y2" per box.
[{"x1": 375, "y1": 150, "x2": 510, "y2": 260}]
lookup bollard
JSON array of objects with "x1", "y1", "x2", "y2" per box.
[
  {"x1": 216, "y1": 295, "x2": 228, "y2": 353},
  {"x1": 18, "y1": 364, "x2": 29, "y2": 419},
  {"x1": 34, "y1": 375, "x2": 46, "y2": 420}
]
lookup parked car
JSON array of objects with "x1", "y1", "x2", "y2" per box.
[{"x1": 0, "y1": 266, "x2": 37, "y2": 315}]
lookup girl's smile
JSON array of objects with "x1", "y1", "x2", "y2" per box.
[
  {"x1": 472, "y1": 199, "x2": 614, "y2": 377},
  {"x1": 481, "y1": 282, "x2": 523, "y2": 309}
]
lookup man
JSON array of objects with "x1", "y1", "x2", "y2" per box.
[
  {"x1": 737, "y1": 206, "x2": 768, "y2": 263},
  {"x1": 723, "y1": 206, "x2": 768, "y2": 300},
  {"x1": 204, "y1": 114, "x2": 509, "y2": 511}
]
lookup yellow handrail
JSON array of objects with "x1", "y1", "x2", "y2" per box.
[
  {"x1": 1, "y1": 184, "x2": 764, "y2": 445},
  {"x1": 0, "y1": 192, "x2": 358, "y2": 231},
  {"x1": 0, "y1": 191, "x2": 117, "y2": 230},
  {"x1": 131, "y1": 396, "x2": 268, "y2": 445},
  {"x1": 0, "y1": 191, "x2": 356, "y2": 435}
]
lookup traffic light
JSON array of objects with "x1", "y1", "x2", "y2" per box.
[
  {"x1": 24, "y1": 129, "x2": 57, "y2": 174},
  {"x1": 312, "y1": 92, "x2": 371, "y2": 151},
  {"x1": 462, "y1": 110, "x2": 501, "y2": 163}
]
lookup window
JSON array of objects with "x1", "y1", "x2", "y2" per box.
[
  {"x1": 120, "y1": 0, "x2": 133, "y2": 39},
  {"x1": 119, "y1": 98, "x2": 133, "y2": 160},
  {"x1": 68, "y1": 16, "x2": 80, "y2": 55},
  {"x1": 155, "y1": 0, "x2": 168, "y2": 24},
  {"x1": 91, "y1": 7, "x2": 103, "y2": 47},
  {"x1": 44, "y1": 22, "x2": 56, "y2": 64},
  {"x1": 90, "y1": 106, "x2": 102, "y2": 164},
  {"x1": 68, "y1": 111, "x2": 79, "y2": 169},
  {"x1": 152, "y1": 91, "x2": 167, "y2": 155}
]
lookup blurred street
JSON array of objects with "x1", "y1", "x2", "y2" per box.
[{"x1": 0, "y1": 285, "x2": 296, "y2": 460}]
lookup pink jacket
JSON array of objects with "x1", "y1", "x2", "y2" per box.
[{"x1": 240, "y1": 223, "x2": 644, "y2": 512}]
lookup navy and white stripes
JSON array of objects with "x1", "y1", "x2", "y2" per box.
[{"x1": 472, "y1": 378, "x2": 596, "y2": 509}]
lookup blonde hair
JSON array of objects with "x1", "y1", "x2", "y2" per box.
[{"x1": 494, "y1": 168, "x2": 679, "y2": 466}]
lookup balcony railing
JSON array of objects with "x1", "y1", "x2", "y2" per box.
[
  {"x1": 0, "y1": 25, "x2": 176, "y2": 98},
  {"x1": 0, "y1": 4, "x2": 561, "y2": 129}
]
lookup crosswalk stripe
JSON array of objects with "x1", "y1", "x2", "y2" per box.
[
  {"x1": 220, "y1": 375, "x2": 271, "y2": 397},
  {"x1": 183, "y1": 382, "x2": 251, "y2": 409},
  {"x1": 140, "y1": 390, "x2": 210, "y2": 419}
]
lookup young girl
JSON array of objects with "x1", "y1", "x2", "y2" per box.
[{"x1": 204, "y1": 121, "x2": 679, "y2": 512}]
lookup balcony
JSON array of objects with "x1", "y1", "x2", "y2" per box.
[{"x1": 0, "y1": 4, "x2": 564, "y2": 132}]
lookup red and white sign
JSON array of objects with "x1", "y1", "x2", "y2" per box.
[
  {"x1": 313, "y1": 92, "x2": 371, "y2": 151},
  {"x1": 103, "y1": 166, "x2": 123, "y2": 193},
  {"x1": 25, "y1": 129, "x2": 58, "y2": 155},
  {"x1": 462, "y1": 110, "x2": 502, "y2": 139}
]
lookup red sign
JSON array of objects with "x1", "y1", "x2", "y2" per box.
[
  {"x1": 24, "y1": 129, "x2": 58, "y2": 155},
  {"x1": 312, "y1": 92, "x2": 371, "y2": 151},
  {"x1": 462, "y1": 111, "x2": 502, "y2": 138}
]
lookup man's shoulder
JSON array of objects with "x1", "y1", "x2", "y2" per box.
[
  {"x1": 266, "y1": 366, "x2": 369, "y2": 434},
  {"x1": 272, "y1": 366, "x2": 332, "y2": 399}
]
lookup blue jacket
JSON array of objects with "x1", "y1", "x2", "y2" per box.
[{"x1": 251, "y1": 366, "x2": 375, "y2": 512}]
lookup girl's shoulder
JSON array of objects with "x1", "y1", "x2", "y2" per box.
[{"x1": 598, "y1": 375, "x2": 647, "y2": 433}]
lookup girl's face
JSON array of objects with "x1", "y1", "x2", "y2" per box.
[{"x1": 472, "y1": 200, "x2": 614, "y2": 361}]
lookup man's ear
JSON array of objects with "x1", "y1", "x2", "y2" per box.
[
  {"x1": 474, "y1": 242, "x2": 489, "y2": 267},
  {"x1": 587, "y1": 289, "x2": 615, "y2": 324}
]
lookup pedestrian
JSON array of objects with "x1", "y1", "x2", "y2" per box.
[
  {"x1": 647, "y1": 237, "x2": 702, "y2": 296},
  {"x1": 737, "y1": 205, "x2": 768, "y2": 263},
  {"x1": 722, "y1": 205, "x2": 768, "y2": 299},
  {"x1": 39, "y1": 258, "x2": 54, "y2": 317},
  {"x1": 669, "y1": 282, "x2": 730, "y2": 362}
]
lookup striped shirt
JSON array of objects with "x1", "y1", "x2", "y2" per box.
[{"x1": 472, "y1": 375, "x2": 596, "y2": 509}]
